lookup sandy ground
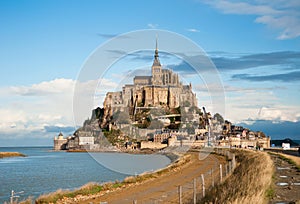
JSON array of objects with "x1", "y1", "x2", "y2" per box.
[{"x1": 61, "y1": 152, "x2": 225, "y2": 204}]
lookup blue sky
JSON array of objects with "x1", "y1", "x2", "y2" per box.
[{"x1": 0, "y1": 0, "x2": 300, "y2": 146}]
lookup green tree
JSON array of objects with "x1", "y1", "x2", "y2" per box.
[
  {"x1": 104, "y1": 129, "x2": 121, "y2": 145},
  {"x1": 169, "y1": 117, "x2": 175, "y2": 123},
  {"x1": 213, "y1": 113, "x2": 224, "y2": 124},
  {"x1": 189, "y1": 106, "x2": 201, "y2": 114}
]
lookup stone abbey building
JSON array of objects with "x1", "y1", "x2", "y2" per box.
[
  {"x1": 54, "y1": 40, "x2": 271, "y2": 151},
  {"x1": 103, "y1": 40, "x2": 198, "y2": 117}
]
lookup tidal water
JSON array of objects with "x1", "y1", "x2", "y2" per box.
[{"x1": 0, "y1": 147, "x2": 170, "y2": 203}]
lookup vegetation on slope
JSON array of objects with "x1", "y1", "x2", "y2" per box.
[{"x1": 202, "y1": 150, "x2": 274, "y2": 204}]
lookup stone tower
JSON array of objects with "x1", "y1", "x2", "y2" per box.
[
  {"x1": 53, "y1": 132, "x2": 67, "y2": 150},
  {"x1": 151, "y1": 37, "x2": 163, "y2": 86}
]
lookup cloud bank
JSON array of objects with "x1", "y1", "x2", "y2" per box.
[
  {"x1": 232, "y1": 71, "x2": 300, "y2": 82},
  {"x1": 0, "y1": 78, "x2": 117, "y2": 145},
  {"x1": 203, "y1": 0, "x2": 300, "y2": 39}
]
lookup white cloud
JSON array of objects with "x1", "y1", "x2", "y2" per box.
[
  {"x1": 203, "y1": 0, "x2": 300, "y2": 39},
  {"x1": 0, "y1": 109, "x2": 28, "y2": 133},
  {"x1": 187, "y1": 28, "x2": 200, "y2": 33},
  {"x1": 147, "y1": 23, "x2": 158, "y2": 29},
  {"x1": 257, "y1": 106, "x2": 300, "y2": 122},
  {"x1": 208, "y1": 1, "x2": 281, "y2": 15},
  {"x1": 217, "y1": 89, "x2": 300, "y2": 123},
  {"x1": 0, "y1": 107, "x2": 66, "y2": 136},
  {"x1": 0, "y1": 109, "x2": 43, "y2": 137},
  {"x1": 255, "y1": 15, "x2": 300, "y2": 40},
  {"x1": 0, "y1": 78, "x2": 118, "y2": 138},
  {"x1": 10, "y1": 78, "x2": 75, "y2": 96},
  {"x1": 38, "y1": 114, "x2": 62, "y2": 121}
]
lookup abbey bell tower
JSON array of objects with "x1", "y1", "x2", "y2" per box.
[
  {"x1": 103, "y1": 36, "x2": 197, "y2": 113},
  {"x1": 151, "y1": 37, "x2": 163, "y2": 86}
]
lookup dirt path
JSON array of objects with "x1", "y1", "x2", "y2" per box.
[
  {"x1": 76, "y1": 152, "x2": 224, "y2": 204},
  {"x1": 269, "y1": 153, "x2": 300, "y2": 203}
]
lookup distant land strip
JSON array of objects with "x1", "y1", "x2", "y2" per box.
[{"x1": 0, "y1": 152, "x2": 26, "y2": 158}]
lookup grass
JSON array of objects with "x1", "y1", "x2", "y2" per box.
[
  {"x1": 265, "y1": 187, "x2": 275, "y2": 199},
  {"x1": 201, "y1": 150, "x2": 274, "y2": 204},
  {"x1": 19, "y1": 196, "x2": 33, "y2": 204},
  {"x1": 31, "y1": 153, "x2": 192, "y2": 203},
  {"x1": 0, "y1": 152, "x2": 26, "y2": 158},
  {"x1": 34, "y1": 183, "x2": 103, "y2": 204}
]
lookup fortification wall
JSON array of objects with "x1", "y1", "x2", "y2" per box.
[{"x1": 140, "y1": 141, "x2": 167, "y2": 149}]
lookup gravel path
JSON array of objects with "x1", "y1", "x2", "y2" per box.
[{"x1": 269, "y1": 153, "x2": 300, "y2": 204}]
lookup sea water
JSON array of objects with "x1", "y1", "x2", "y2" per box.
[{"x1": 0, "y1": 147, "x2": 170, "y2": 203}]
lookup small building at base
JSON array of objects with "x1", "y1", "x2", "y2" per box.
[{"x1": 53, "y1": 132, "x2": 67, "y2": 150}]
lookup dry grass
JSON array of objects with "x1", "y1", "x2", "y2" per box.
[
  {"x1": 36, "y1": 189, "x2": 71, "y2": 204},
  {"x1": 36, "y1": 182, "x2": 102, "y2": 204},
  {"x1": 277, "y1": 153, "x2": 300, "y2": 169},
  {"x1": 19, "y1": 196, "x2": 33, "y2": 204},
  {"x1": 0, "y1": 152, "x2": 26, "y2": 158},
  {"x1": 202, "y1": 150, "x2": 274, "y2": 204}
]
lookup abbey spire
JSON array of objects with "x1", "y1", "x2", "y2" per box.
[
  {"x1": 151, "y1": 36, "x2": 163, "y2": 85},
  {"x1": 152, "y1": 36, "x2": 161, "y2": 67}
]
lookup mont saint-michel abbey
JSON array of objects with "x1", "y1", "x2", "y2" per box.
[
  {"x1": 103, "y1": 41, "x2": 197, "y2": 116},
  {"x1": 54, "y1": 40, "x2": 271, "y2": 151}
]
